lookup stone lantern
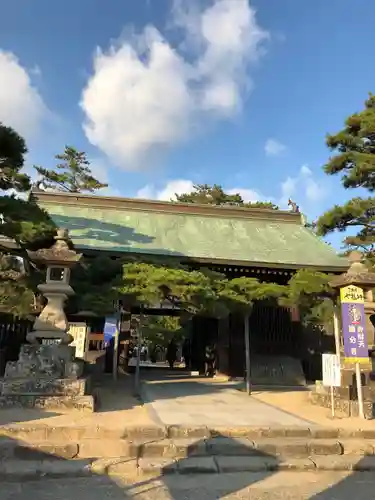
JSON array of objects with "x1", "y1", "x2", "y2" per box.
[
  {"x1": 0, "y1": 229, "x2": 95, "y2": 412},
  {"x1": 27, "y1": 228, "x2": 82, "y2": 345}
]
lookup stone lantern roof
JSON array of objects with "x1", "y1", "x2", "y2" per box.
[
  {"x1": 28, "y1": 228, "x2": 82, "y2": 267},
  {"x1": 329, "y1": 251, "x2": 375, "y2": 290}
]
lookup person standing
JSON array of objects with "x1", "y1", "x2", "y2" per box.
[
  {"x1": 204, "y1": 344, "x2": 216, "y2": 377},
  {"x1": 166, "y1": 339, "x2": 177, "y2": 369},
  {"x1": 182, "y1": 338, "x2": 191, "y2": 369}
]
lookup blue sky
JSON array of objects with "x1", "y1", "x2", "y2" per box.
[{"x1": 0, "y1": 0, "x2": 373, "y2": 249}]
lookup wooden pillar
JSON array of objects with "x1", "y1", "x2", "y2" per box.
[
  {"x1": 289, "y1": 304, "x2": 300, "y2": 322},
  {"x1": 228, "y1": 313, "x2": 245, "y2": 378},
  {"x1": 216, "y1": 316, "x2": 230, "y2": 377},
  {"x1": 365, "y1": 289, "x2": 375, "y2": 351}
]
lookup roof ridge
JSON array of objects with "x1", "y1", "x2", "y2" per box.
[{"x1": 32, "y1": 190, "x2": 302, "y2": 224}]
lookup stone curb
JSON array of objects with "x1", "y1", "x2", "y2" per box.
[
  {"x1": 2, "y1": 425, "x2": 375, "y2": 441},
  {"x1": 2, "y1": 455, "x2": 375, "y2": 481},
  {"x1": 2, "y1": 437, "x2": 375, "y2": 460}
]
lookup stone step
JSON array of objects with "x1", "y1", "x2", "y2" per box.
[
  {"x1": 138, "y1": 454, "x2": 375, "y2": 476},
  {"x1": 2, "y1": 455, "x2": 375, "y2": 480},
  {"x1": 0, "y1": 394, "x2": 95, "y2": 412},
  {"x1": 1, "y1": 437, "x2": 375, "y2": 460},
  {"x1": 2, "y1": 425, "x2": 375, "y2": 442}
]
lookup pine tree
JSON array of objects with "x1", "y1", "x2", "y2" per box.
[
  {"x1": 0, "y1": 124, "x2": 56, "y2": 315},
  {"x1": 34, "y1": 146, "x2": 108, "y2": 193},
  {"x1": 175, "y1": 184, "x2": 278, "y2": 209},
  {"x1": 316, "y1": 94, "x2": 375, "y2": 257},
  {"x1": 0, "y1": 123, "x2": 30, "y2": 192}
]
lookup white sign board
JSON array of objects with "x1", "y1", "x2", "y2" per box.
[
  {"x1": 68, "y1": 322, "x2": 89, "y2": 360},
  {"x1": 322, "y1": 353, "x2": 341, "y2": 387}
]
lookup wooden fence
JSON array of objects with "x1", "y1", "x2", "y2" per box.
[{"x1": 0, "y1": 314, "x2": 33, "y2": 376}]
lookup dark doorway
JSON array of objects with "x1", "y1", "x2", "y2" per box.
[{"x1": 190, "y1": 316, "x2": 218, "y2": 374}]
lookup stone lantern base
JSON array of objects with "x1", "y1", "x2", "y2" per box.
[
  {"x1": 310, "y1": 360, "x2": 375, "y2": 419},
  {"x1": 0, "y1": 344, "x2": 95, "y2": 412}
]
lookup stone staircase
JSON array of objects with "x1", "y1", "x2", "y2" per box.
[{"x1": 1, "y1": 425, "x2": 375, "y2": 479}]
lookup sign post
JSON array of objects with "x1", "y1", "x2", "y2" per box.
[
  {"x1": 340, "y1": 285, "x2": 368, "y2": 419},
  {"x1": 131, "y1": 309, "x2": 144, "y2": 397},
  {"x1": 103, "y1": 316, "x2": 119, "y2": 380},
  {"x1": 103, "y1": 317, "x2": 117, "y2": 347},
  {"x1": 322, "y1": 353, "x2": 341, "y2": 418},
  {"x1": 333, "y1": 304, "x2": 341, "y2": 358}
]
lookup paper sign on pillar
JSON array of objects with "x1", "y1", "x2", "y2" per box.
[
  {"x1": 68, "y1": 322, "x2": 89, "y2": 360},
  {"x1": 322, "y1": 353, "x2": 341, "y2": 387}
]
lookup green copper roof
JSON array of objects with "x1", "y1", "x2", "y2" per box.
[{"x1": 36, "y1": 194, "x2": 348, "y2": 271}]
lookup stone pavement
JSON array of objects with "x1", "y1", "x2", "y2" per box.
[
  {"x1": 141, "y1": 371, "x2": 315, "y2": 427},
  {"x1": 2, "y1": 369, "x2": 375, "y2": 433},
  {"x1": 251, "y1": 387, "x2": 375, "y2": 430},
  {"x1": 2, "y1": 470, "x2": 375, "y2": 499},
  {"x1": 0, "y1": 373, "x2": 156, "y2": 429}
]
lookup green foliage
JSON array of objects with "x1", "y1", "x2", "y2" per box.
[
  {"x1": 0, "y1": 124, "x2": 58, "y2": 315},
  {"x1": 118, "y1": 259, "x2": 220, "y2": 314},
  {"x1": 34, "y1": 146, "x2": 108, "y2": 193},
  {"x1": 0, "y1": 195, "x2": 55, "y2": 315},
  {"x1": 118, "y1": 257, "x2": 287, "y2": 319},
  {"x1": 142, "y1": 316, "x2": 185, "y2": 347},
  {"x1": 216, "y1": 277, "x2": 285, "y2": 313},
  {"x1": 69, "y1": 255, "x2": 123, "y2": 315},
  {"x1": 175, "y1": 184, "x2": 279, "y2": 210},
  {"x1": 317, "y1": 94, "x2": 375, "y2": 256},
  {"x1": 0, "y1": 196, "x2": 55, "y2": 250},
  {"x1": 281, "y1": 269, "x2": 334, "y2": 325},
  {"x1": 0, "y1": 255, "x2": 34, "y2": 316},
  {"x1": 0, "y1": 123, "x2": 30, "y2": 192},
  {"x1": 324, "y1": 94, "x2": 375, "y2": 191}
]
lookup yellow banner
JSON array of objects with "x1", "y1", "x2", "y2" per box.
[
  {"x1": 343, "y1": 357, "x2": 371, "y2": 365},
  {"x1": 340, "y1": 285, "x2": 365, "y2": 304}
]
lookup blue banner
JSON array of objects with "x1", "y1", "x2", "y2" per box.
[{"x1": 103, "y1": 317, "x2": 118, "y2": 347}]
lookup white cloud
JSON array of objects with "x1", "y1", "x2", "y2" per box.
[
  {"x1": 136, "y1": 179, "x2": 267, "y2": 205},
  {"x1": 81, "y1": 0, "x2": 268, "y2": 170},
  {"x1": 0, "y1": 51, "x2": 48, "y2": 139},
  {"x1": 227, "y1": 187, "x2": 261, "y2": 202},
  {"x1": 280, "y1": 165, "x2": 327, "y2": 208},
  {"x1": 264, "y1": 138, "x2": 287, "y2": 157},
  {"x1": 280, "y1": 176, "x2": 298, "y2": 202},
  {"x1": 137, "y1": 179, "x2": 194, "y2": 201},
  {"x1": 300, "y1": 165, "x2": 312, "y2": 176}
]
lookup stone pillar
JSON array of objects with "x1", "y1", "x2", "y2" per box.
[{"x1": 0, "y1": 229, "x2": 95, "y2": 412}]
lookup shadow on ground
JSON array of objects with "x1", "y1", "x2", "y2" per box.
[
  {"x1": 0, "y1": 419, "x2": 278, "y2": 499},
  {"x1": 1, "y1": 409, "x2": 375, "y2": 498},
  {"x1": 92, "y1": 372, "x2": 143, "y2": 413}
]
